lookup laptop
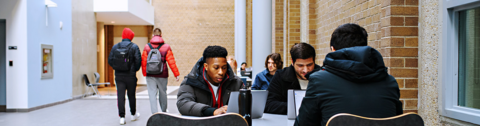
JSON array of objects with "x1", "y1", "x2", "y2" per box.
[
  {"x1": 287, "y1": 89, "x2": 306, "y2": 120},
  {"x1": 226, "y1": 90, "x2": 268, "y2": 119}
]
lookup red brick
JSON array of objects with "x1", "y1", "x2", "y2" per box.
[
  {"x1": 405, "y1": 100, "x2": 418, "y2": 109},
  {"x1": 391, "y1": 27, "x2": 418, "y2": 36},
  {"x1": 405, "y1": 38, "x2": 418, "y2": 47},
  {"x1": 390, "y1": 0, "x2": 405, "y2": 5},
  {"x1": 400, "y1": 89, "x2": 418, "y2": 98},
  {"x1": 384, "y1": 58, "x2": 404, "y2": 67},
  {"x1": 390, "y1": 68, "x2": 418, "y2": 78},
  {"x1": 406, "y1": 0, "x2": 419, "y2": 5},
  {"x1": 405, "y1": 17, "x2": 418, "y2": 26},
  {"x1": 388, "y1": 48, "x2": 418, "y2": 57},
  {"x1": 405, "y1": 58, "x2": 418, "y2": 67},
  {"x1": 391, "y1": 17, "x2": 405, "y2": 26},
  {"x1": 391, "y1": 7, "x2": 419, "y2": 16},
  {"x1": 397, "y1": 79, "x2": 405, "y2": 88},
  {"x1": 405, "y1": 79, "x2": 418, "y2": 88}
]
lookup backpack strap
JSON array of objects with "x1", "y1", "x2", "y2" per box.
[
  {"x1": 148, "y1": 43, "x2": 154, "y2": 50},
  {"x1": 149, "y1": 43, "x2": 164, "y2": 50},
  {"x1": 158, "y1": 43, "x2": 164, "y2": 49},
  {"x1": 126, "y1": 43, "x2": 133, "y2": 48}
]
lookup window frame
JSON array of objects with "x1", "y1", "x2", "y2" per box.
[{"x1": 441, "y1": 0, "x2": 480, "y2": 124}]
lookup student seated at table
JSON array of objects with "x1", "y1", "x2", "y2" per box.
[
  {"x1": 294, "y1": 23, "x2": 403, "y2": 126},
  {"x1": 251, "y1": 53, "x2": 283, "y2": 90},
  {"x1": 265, "y1": 43, "x2": 322, "y2": 114},
  {"x1": 177, "y1": 45, "x2": 244, "y2": 116}
]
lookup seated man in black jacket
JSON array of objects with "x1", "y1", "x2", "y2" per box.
[
  {"x1": 265, "y1": 43, "x2": 322, "y2": 114},
  {"x1": 176, "y1": 46, "x2": 244, "y2": 116},
  {"x1": 294, "y1": 23, "x2": 403, "y2": 126}
]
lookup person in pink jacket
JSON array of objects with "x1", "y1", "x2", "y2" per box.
[{"x1": 141, "y1": 28, "x2": 180, "y2": 113}]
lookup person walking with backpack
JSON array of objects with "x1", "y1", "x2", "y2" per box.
[
  {"x1": 141, "y1": 28, "x2": 180, "y2": 114},
  {"x1": 108, "y1": 28, "x2": 142, "y2": 125}
]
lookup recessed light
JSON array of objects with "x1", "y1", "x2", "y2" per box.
[{"x1": 111, "y1": 21, "x2": 115, "y2": 23}]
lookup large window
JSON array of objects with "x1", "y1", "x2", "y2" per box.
[
  {"x1": 458, "y1": 6, "x2": 480, "y2": 109},
  {"x1": 443, "y1": 1, "x2": 480, "y2": 124}
]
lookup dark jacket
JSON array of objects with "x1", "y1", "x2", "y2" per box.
[
  {"x1": 294, "y1": 46, "x2": 403, "y2": 126},
  {"x1": 176, "y1": 57, "x2": 243, "y2": 116},
  {"x1": 107, "y1": 28, "x2": 141, "y2": 77},
  {"x1": 265, "y1": 64, "x2": 322, "y2": 114},
  {"x1": 251, "y1": 69, "x2": 274, "y2": 90}
]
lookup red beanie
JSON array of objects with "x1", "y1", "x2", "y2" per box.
[{"x1": 122, "y1": 28, "x2": 135, "y2": 40}]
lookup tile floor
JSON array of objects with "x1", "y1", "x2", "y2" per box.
[{"x1": 0, "y1": 86, "x2": 181, "y2": 126}]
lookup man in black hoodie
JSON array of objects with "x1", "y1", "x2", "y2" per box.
[
  {"x1": 108, "y1": 28, "x2": 142, "y2": 125},
  {"x1": 294, "y1": 23, "x2": 403, "y2": 126}
]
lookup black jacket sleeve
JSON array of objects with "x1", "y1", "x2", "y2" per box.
[
  {"x1": 107, "y1": 45, "x2": 116, "y2": 68},
  {"x1": 132, "y1": 44, "x2": 141, "y2": 71},
  {"x1": 265, "y1": 72, "x2": 288, "y2": 114}
]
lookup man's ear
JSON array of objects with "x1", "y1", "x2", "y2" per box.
[
  {"x1": 330, "y1": 46, "x2": 336, "y2": 51},
  {"x1": 291, "y1": 59, "x2": 293, "y2": 65},
  {"x1": 204, "y1": 63, "x2": 208, "y2": 69}
]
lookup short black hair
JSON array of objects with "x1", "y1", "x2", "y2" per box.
[
  {"x1": 330, "y1": 23, "x2": 368, "y2": 50},
  {"x1": 290, "y1": 43, "x2": 316, "y2": 63},
  {"x1": 203, "y1": 45, "x2": 228, "y2": 59},
  {"x1": 241, "y1": 62, "x2": 247, "y2": 65}
]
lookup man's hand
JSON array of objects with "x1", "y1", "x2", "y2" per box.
[
  {"x1": 213, "y1": 105, "x2": 228, "y2": 116},
  {"x1": 176, "y1": 76, "x2": 180, "y2": 82}
]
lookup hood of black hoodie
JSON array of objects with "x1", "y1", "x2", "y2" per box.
[
  {"x1": 184, "y1": 57, "x2": 237, "y2": 92},
  {"x1": 323, "y1": 46, "x2": 388, "y2": 83}
]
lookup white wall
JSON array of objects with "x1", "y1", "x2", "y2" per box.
[
  {"x1": 129, "y1": 0, "x2": 154, "y2": 25},
  {"x1": 114, "y1": 37, "x2": 148, "y2": 84},
  {"x1": 0, "y1": 0, "x2": 29, "y2": 109},
  {"x1": 93, "y1": 0, "x2": 128, "y2": 12}
]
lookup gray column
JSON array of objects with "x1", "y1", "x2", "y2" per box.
[
  {"x1": 252, "y1": 0, "x2": 272, "y2": 80},
  {"x1": 235, "y1": 0, "x2": 246, "y2": 70},
  {"x1": 300, "y1": 0, "x2": 309, "y2": 43}
]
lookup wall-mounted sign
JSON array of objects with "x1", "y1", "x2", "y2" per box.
[{"x1": 8, "y1": 46, "x2": 17, "y2": 50}]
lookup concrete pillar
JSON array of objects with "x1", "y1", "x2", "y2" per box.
[
  {"x1": 252, "y1": 0, "x2": 272, "y2": 80},
  {"x1": 235, "y1": 0, "x2": 247, "y2": 70},
  {"x1": 300, "y1": 0, "x2": 309, "y2": 43}
]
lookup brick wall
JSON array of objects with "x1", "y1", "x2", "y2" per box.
[
  {"x1": 152, "y1": 0, "x2": 235, "y2": 86},
  {"x1": 309, "y1": 0, "x2": 317, "y2": 63},
  {"x1": 246, "y1": 0, "x2": 252, "y2": 68},
  {"x1": 311, "y1": 0, "x2": 419, "y2": 113},
  {"x1": 273, "y1": 0, "x2": 317, "y2": 66},
  {"x1": 287, "y1": 0, "x2": 301, "y2": 65},
  {"x1": 275, "y1": 0, "x2": 284, "y2": 58},
  {"x1": 381, "y1": 0, "x2": 419, "y2": 113}
]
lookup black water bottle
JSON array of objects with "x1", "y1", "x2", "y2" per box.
[{"x1": 238, "y1": 89, "x2": 252, "y2": 126}]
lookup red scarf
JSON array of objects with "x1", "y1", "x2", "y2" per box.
[{"x1": 202, "y1": 68, "x2": 229, "y2": 108}]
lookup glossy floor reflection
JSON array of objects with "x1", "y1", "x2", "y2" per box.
[{"x1": 0, "y1": 86, "x2": 181, "y2": 126}]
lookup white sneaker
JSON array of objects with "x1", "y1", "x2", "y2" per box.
[
  {"x1": 131, "y1": 112, "x2": 140, "y2": 121},
  {"x1": 120, "y1": 117, "x2": 126, "y2": 125}
]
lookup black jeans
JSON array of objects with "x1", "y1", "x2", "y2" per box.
[{"x1": 116, "y1": 76, "x2": 137, "y2": 117}]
